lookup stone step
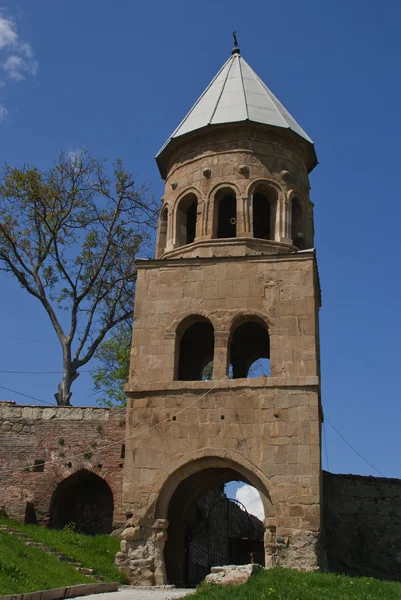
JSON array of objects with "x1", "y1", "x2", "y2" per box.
[{"x1": 79, "y1": 567, "x2": 94, "y2": 575}]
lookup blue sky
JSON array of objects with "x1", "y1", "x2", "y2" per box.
[{"x1": 0, "y1": 0, "x2": 400, "y2": 480}]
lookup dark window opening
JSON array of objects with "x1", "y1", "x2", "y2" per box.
[
  {"x1": 253, "y1": 193, "x2": 271, "y2": 240},
  {"x1": 229, "y1": 321, "x2": 270, "y2": 379},
  {"x1": 177, "y1": 320, "x2": 214, "y2": 381},
  {"x1": 49, "y1": 469, "x2": 113, "y2": 535},
  {"x1": 186, "y1": 201, "x2": 197, "y2": 244},
  {"x1": 291, "y1": 198, "x2": 305, "y2": 249},
  {"x1": 33, "y1": 459, "x2": 45, "y2": 473},
  {"x1": 120, "y1": 444, "x2": 125, "y2": 459},
  {"x1": 217, "y1": 195, "x2": 236, "y2": 238},
  {"x1": 176, "y1": 194, "x2": 198, "y2": 247}
]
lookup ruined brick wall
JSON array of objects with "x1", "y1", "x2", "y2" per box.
[
  {"x1": 323, "y1": 471, "x2": 401, "y2": 581},
  {"x1": 0, "y1": 401, "x2": 126, "y2": 530}
]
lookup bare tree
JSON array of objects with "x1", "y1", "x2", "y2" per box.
[{"x1": 0, "y1": 150, "x2": 156, "y2": 405}]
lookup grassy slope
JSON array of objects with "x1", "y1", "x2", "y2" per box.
[
  {"x1": 0, "y1": 530, "x2": 91, "y2": 594},
  {"x1": 0, "y1": 517, "x2": 126, "y2": 584},
  {"x1": 192, "y1": 569, "x2": 401, "y2": 600}
]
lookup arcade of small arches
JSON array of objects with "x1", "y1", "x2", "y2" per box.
[
  {"x1": 157, "y1": 182, "x2": 313, "y2": 257},
  {"x1": 174, "y1": 314, "x2": 271, "y2": 382}
]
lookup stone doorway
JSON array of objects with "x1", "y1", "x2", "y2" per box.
[
  {"x1": 186, "y1": 496, "x2": 264, "y2": 586},
  {"x1": 49, "y1": 469, "x2": 113, "y2": 534},
  {"x1": 160, "y1": 461, "x2": 272, "y2": 587}
]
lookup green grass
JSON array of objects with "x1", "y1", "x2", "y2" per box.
[
  {"x1": 0, "y1": 530, "x2": 92, "y2": 594},
  {"x1": 0, "y1": 516, "x2": 126, "y2": 585},
  {"x1": 192, "y1": 568, "x2": 401, "y2": 600}
]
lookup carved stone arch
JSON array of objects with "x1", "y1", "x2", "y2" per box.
[
  {"x1": 156, "y1": 202, "x2": 170, "y2": 257},
  {"x1": 165, "y1": 310, "x2": 220, "y2": 337},
  {"x1": 152, "y1": 450, "x2": 276, "y2": 520},
  {"x1": 173, "y1": 186, "x2": 202, "y2": 211},
  {"x1": 246, "y1": 179, "x2": 283, "y2": 241},
  {"x1": 228, "y1": 310, "x2": 275, "y2": 338},
  {"x1": 205, "y1": 182, "x2": 241, "y2": 239},
  {"x1": 48, "y1": 467, "x2": 114, "y2": 534},
  {"x1": 228, "y1": 312, "x2": 272, "y2": 379},
  {"x1": 172, "y1": 188, "x2": 202, "y2": 248},
  {"x1": 245, "y1": 177, "x2": 283, "y2": 198},
  {"x1": 170, "y1": 314, "x2": 216, "y2": 381}
]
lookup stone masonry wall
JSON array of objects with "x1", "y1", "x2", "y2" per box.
[
  {"x1": 0, "y1": 401, "x2": 126, "y2": 528},
  {"x1": 323, "y1": 471, "x2": 401, "y2": 581}
]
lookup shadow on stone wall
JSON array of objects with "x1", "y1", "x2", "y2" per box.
[{"x1": 323, "y1": 471, "x2": 401, "y2": 581}]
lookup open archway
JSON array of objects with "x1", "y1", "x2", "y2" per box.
[
  {"x1": 213, "y1": 188, "x2": 237, "y2": 239},
  {"x1": 229, "y1": 318, "x2": 270, "y2": 379},
  {"x1": 251, "y1": 185, "x2": 277, "y2": 241},
  {"x1": 49, "y1": 469, "x2": 113, "y2": 534},
  {"x1": 175, "y1": 316, "x2": 215, "y2": 381},
  {"x1": 176, "y1": 193, "x2": 198, "y2": 247},
  {"x1": 157, "y1": 457, "x2": 272, "y2": 587}
]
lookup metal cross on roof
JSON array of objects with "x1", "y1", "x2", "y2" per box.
[{"x1": 232, "y1": 31, "x2": 240, "y2": 55}]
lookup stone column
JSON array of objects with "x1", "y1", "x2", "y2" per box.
[
  {"x1": 263, "y1": 518, "x2": 277, "y2": 569},
  {"x1": 213, "y1": 332, "x2": 229, "y2": 380},
  {"x1": 237, "y1": 195, "x2": 250, "y2": 238},
  {"x1": 275, "y1": 195, "x2": 292, "y2": 244},
  {"x1": 165, "y1": 208, "x2": 174, "y2": 253},
  {"x1": 115, "y1": 518, "x2": 168, "y2": 586}
]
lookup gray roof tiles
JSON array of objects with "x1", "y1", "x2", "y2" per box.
[{"x1": 157, "y1": 53, "x2": 313, "y2": 158}]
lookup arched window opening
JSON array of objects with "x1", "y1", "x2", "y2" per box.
[
  {"x1": 163, "y1": 466, "x2": 266, "y2": 586},
  {"x1": 291, "y1": 197, "x2": 306, "y2": 250},
  {"x1": 177, "y1": 319, "x2": 214, "y2": 381},
  {"x1": 158, "y1": 206, "x2": 168, "y2": 255},
  {"x1": 229, "y1": 321, "x2": 270, "y2": 379},
  {"x1": 176, "y1": 194, "x2": 198, "y2": 247},
  {"x1": 252, "y1": 193, "x2": 271, "y2": 240},
  {"x1": 215, "y1": 190, "x2": 237, "y2": 239},
  {"x1": 49, "y1": 470, "x2": 113, "y2": 535}
]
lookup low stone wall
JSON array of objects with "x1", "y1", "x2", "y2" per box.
[
  {"x1": 323, "y1": 471, "x2": 401, "y2": 581},
  {"x1": 0, "y1": 401, "x2": 126, "y2": 530}
]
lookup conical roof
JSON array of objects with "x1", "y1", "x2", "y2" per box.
[{"x1": 156, "y1": 52, "x2": 316, "y2": 177}]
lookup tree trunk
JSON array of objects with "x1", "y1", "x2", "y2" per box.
[{"x1": 54, "y1": 346, "x2": 79, "y2": 406}]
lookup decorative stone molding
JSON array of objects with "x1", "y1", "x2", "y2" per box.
[{"x1": 238, "y1": 164, "x2": 249, "y2": 176}]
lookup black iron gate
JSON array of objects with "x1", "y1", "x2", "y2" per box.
[{"x1": 185, "y1": 498, "x2": 264, "y2": 586}]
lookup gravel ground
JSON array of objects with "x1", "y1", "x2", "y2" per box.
[{"x1": 72, "y1": 588, "x2": 195, "y2": 600}]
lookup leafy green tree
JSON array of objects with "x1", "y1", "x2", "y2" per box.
[
  {"x1": 0, "y1": 150, "x2": 156, "y2": 406},
  {"x1": 91, "y1": 323, "x2": 131, "y2": 407}
]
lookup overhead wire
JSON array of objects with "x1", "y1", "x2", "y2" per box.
[
  {"x1": 0, "y1": 333, "x2": 58, "y2": 345},
  {"x1": 325, "y1": 416, "x2": 385, "y2": 477},
  {"x1": 0, "y1": 370, "x2": 90, "y2": 374},
  {"x1": 0, "y1": 384, "x2": 56, "y2": 406},
  {"x1": 0, "y1": 375, "x2": 228, "y2": 475}
]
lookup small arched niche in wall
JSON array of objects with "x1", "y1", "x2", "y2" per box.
[
  {"x1": 175, "y1": 316, "x2": 215, "y2": 381},
  {"x1": 176, "y1": 193, "x2": 198, "y2": 247},
  {"x1": 214, "y1": 188, "x2": 237, "y2": 239},
  {"x1": 228, "y1": 318, "x2": 270, "y2": 379},
  {"x1": 252, "y1": 185, "x2": 277, "y2": 241}
]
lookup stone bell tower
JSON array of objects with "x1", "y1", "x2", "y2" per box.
[{"x1": 117, "y1": 41, "x2": 323, "y2": 586}]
